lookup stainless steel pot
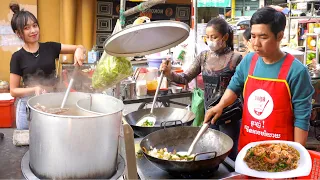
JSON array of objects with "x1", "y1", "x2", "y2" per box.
[
  {"x1": 27, "y1": 92, "x2": 124, "y2": 179},
  {"x1": 120, "y1": 79, "x2": 136, "y2": 100}
]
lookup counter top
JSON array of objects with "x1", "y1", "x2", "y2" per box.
[
  {"x1": 0, "y1": 128, "x2": 236, "y2": 180},
  {"x1": 0, "y1": 129, "x2": 28, "y2": 179}
]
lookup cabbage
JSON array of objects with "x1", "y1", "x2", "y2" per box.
[{"x1": 92, "y1": 53, "x2": 133, "y2": 89}]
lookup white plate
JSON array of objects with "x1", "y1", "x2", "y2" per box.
[{"x1": 235, "y1": 140, "x2": 312, "y2": 179}]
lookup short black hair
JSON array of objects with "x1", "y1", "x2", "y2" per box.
[
  {"x1": 250, "y1": 7, "x2": 286, "y2": 37},
  {"x1": 207, "y1": 17, "x2": 234, "y2": 50},
  {"x1": 9, "y1": 2, "x2": 39, "y2": 35},
  {"x1": 243, "y1": 27, "x2": 251, "y2": 41}
]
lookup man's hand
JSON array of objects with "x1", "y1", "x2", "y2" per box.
[
  {"x1": 204, "y1": 89, "x2": 239, "y2": 124},
  {"x1": 204, "y1": 104, "x2": 224, "y2": 124}
]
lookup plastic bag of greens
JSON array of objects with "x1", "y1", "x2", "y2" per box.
[{"x1": 92, "y1": 52, "x2": 133, "y2": 89}]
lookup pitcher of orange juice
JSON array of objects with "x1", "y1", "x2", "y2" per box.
[{"x1": 147, "y1": 80, "x2": 158, "y2": 91}]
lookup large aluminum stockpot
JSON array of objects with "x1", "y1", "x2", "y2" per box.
[{"x1": 27, "y1": 92, "x2": 124, "y2": 179}]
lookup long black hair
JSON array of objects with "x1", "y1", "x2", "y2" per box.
[
  {"x1": 207, "y1": 17, "x2": 234, "y2": 50},
  {"x1": 9, "y1": 3, "x2": 39, "y2": 37}
]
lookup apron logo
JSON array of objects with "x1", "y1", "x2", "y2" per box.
[{"x1": 247, "y1": 89, "x2": 274, "y2": 120}]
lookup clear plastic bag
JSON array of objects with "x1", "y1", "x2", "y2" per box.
[{"x1": 92, "y1": 53, "x2": 133, "y2": 89}]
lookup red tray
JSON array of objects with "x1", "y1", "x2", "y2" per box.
[{"x1": 297, "y1": 150, "x2": 320, "y2": 180}]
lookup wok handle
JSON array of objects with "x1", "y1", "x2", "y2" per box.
[
  {"x1": 215, "y1": 107, "x2": 242, "y2": 126},
  {"x1": 160, "y1": 120, "x2": 183, "y2": 129},
  {"x1": 193, "y1": 151, "x2": 217, "y2": 161},
  {"x1": 26, "y1": 105, "x2": 31, "y2": 122}
]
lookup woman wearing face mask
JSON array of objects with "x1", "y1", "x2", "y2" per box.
[
  {"x1": 160, "y1": 17, "x2": 242, "y2": 160},
  {"x1": 241, "y1": 27, "x2": 254, "y2": 57},
  {"x1": 9, "y1": 3, "x2": 86, "y2": 130}
]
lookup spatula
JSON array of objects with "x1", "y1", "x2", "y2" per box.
[
  {"x1": 136, "y1": 61, "x2": 168, "y2": 127},
  {"x1": 177, "y1": 122, "x2": 210, "y2": 156}
]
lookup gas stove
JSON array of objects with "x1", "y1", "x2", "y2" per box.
[{"x1": 21, "y1": 151, "x2": 126, "y2": 180}]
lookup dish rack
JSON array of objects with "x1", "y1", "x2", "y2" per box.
[{"x1": 297, "y1": 150, "x2": 320, "y2": 180}]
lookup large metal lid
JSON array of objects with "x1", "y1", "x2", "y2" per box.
[{"x1": 103, "y1": 20, "x2": 190, "y2": 57}]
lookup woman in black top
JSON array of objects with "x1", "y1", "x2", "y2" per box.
[{"x1": 9, "y1": 3, "x2": 86, "y2": 130}]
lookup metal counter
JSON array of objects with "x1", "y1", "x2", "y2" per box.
[
  {"x1": 1, "y1": 128, "x2": 238, "y2": 179},
  {"x1": 0, "y1": 128, "x2": 28, "y2": 179}
]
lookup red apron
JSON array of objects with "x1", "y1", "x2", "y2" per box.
[{"x1": 238, "y1": 53, "x2": 295, "y2": 151}]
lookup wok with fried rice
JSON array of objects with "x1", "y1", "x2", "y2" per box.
[{"x1": 244, "y1": 143, "x2": 300, "y2": 172}]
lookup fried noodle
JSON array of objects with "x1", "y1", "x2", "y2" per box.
[{"x1": 243, "y1": 143, "x2": 300, "y2": 172}]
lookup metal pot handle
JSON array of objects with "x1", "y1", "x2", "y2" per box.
[
  {"x1": 26, "y1": 105, "x2": 31, "y2": 121},
  {"x1": 161, "y1": 120, "x2": 183, "y2": 129},
  {"x1": 193, "y1": 151, "x2": 217, "y2": 161}
]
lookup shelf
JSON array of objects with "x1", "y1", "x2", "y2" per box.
[
  {"x1": 289, "y1": 16, "x2": 320, "y2": 19},
  {"x1": 289, "y1": 0, "x2": 320, "y2": 3},
  {"x1": 307, "y1": 50, "x2": 317, "y2": 53}
]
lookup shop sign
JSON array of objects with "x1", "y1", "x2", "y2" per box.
[{"x1": 198, "y1": 0, "x2": 231, "y2": 7}]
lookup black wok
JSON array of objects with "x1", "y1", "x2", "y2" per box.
[
  {"x1": 124, "y1": 107, "x2": 195, "y2": 137},
  {"x1": 140, "y1": 126, "x2": 233, "y2": 177}
]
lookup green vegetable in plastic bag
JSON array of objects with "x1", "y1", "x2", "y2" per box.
[{"x1": 92, "y1": 53, "x2": 133, "y2": 89}]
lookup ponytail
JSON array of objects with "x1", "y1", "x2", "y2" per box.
[{"x1": 227, "y1": 26, "x2": 234, "y2": 51}]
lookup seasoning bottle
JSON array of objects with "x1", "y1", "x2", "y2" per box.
[
  {"x1": 136, "y1": 80, "x2": 147, "y2": 96},
  {"x1": 88, "y1": 45, "x2": 99, "y2": 64}
]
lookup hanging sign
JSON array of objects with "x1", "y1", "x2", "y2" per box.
[{"x1": 198, "y1": 0, "x2": 231, "y2": 7}]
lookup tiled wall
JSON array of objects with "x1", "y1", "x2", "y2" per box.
[{"x1": 96, "y1": 0, "x2": 191, "y2": 57}]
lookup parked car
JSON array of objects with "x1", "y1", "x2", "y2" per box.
[{"x1": 227, "y1": 16, "x2": 251, "y2": 31}]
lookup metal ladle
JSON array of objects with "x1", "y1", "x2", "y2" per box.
[
  {"x1": 136, "y1": 61, "x2": 168, "y2": 127},
  {"x1": 35, "y1": 66, "x2": 79, "y2": 115},
  {"x1": 60, "y1": 65, "x2": 79, "y2": 109}
]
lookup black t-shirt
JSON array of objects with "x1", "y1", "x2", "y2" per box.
[{"x1": 10, "y1": 42, "x2": 61, "y2": 86}]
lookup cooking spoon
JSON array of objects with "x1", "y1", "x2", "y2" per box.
[
  {"x1": 60, "y1": 65, "x2": 79, "y2": 109},
  {"x1": 177, "y1": 122, "x2": 210, "y2": 156},
  {"x1": 136, "y1": 61, "x2": 169, "y2": 127},
  {"x1": 32, "y1": 66, "x2": 79, "y2": 114}
]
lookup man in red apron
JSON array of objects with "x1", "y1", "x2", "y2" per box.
[{"x1": 204, "y1": 7, "x2": 314, "y2": 151}]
